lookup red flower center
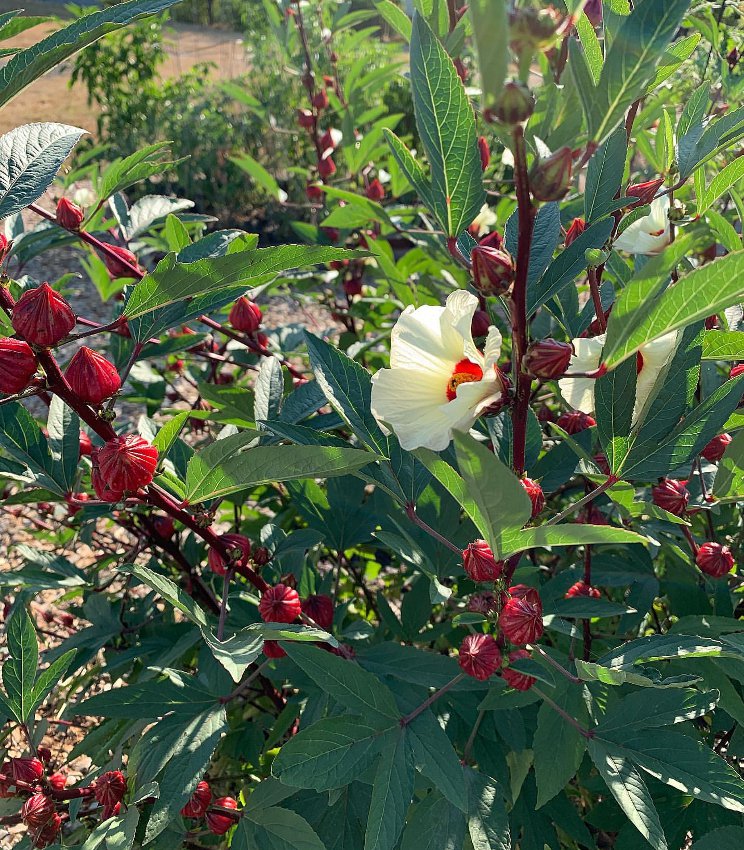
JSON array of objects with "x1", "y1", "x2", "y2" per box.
[{"x1": 447, "y1": 358, "x2": 483, "y2": 401}]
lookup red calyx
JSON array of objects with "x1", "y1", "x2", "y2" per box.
[
  {"x1": 0, "y1": 338, "x2": 37, "y2": 394},
  {"x1": 181, "y1": 780, "x2": 212, "y2": 818},
  {"x1": 477, "y1": 136, "x2": 490, "y2": 171},
  {"x1": 306, "y1": 182, "x2": 324, "y2": 203},
  {"x1": 318, "y1": 155, "x2": 336, "y2": 178},
  {"x1": 208, "y1": 533, "x2": 251, "y2": 576},
  {"x1": 10, "y1": 757, "x2": 44, "y2": 784},
  {"x1": 64, "y1": 346, "x2": 121, "y2": 405},
  {"x1": 470, "y1": 234, "x2": 515, "y2": 296},
  {"x1": 297, "y1": 108, "x2": 314, "y2": 129},
  {"x1": 564, "y1": 217, "x2": 586, "y2": 246},
  {"x1": 366, "y1": 178, "x2": 385, "y2": 201},
  {"x1": 471, "y1": 309, "x2": 491, "y2": 338},
  {"x1": 696, "y1": 542, "x2": 735, "y2": 578},
  {"x1": 207, "y1": 797, "x2": 238, "y2": 835},
  {"x1": 102, "y1": 245, "x2": 143, "y2": 280},
  {"x1": 556, "y1": 411, "x2": 596, "y2": 434},
  {"x1": 79, "y1": 432, "x2": 93, "y2": 457},
  {"x1": 263, "y1": 640, "x2": 286, "y2": 658},
  {"x1": 253, "y1": 546, "x2": 271, "y2": 566},
  {"x1": 521, "y1": 477, "x2": 545, "y2": 518},
  {"x1": 344, "y1": 277, "x2": 363, "y2": 297},
  {"x1": 499, "y1": 588, "x2": 543, "y2": 645},
  {"x1": 21, "y1": 793, "x2": 55, "y2": 830},
  {"x1": 93, "y1": 435, "x2": 158, "y2": 495},
  {"x1": 312, "y1": 89, "x2": 329, "y2": 110},
  {"x1": 32, "y1": 812, "x2": 62, "y2": 848},
  {"x1": 524, "y1": 338, "x2": 573, "y2": 380},
  {"x1": 626, "y1": 177, "x2": 664, "y2": 209},
  {"x1": 730, "y1": 364, "x2": 744, "y2": 379},
  {"x1": 12, "y1": 283, "x2": 76, "y2": 347},
  {"x1": 701, "y1": 433, "x2": 732, "y2": 462},
  {"x1": 467, "y1": 591, "x2": 498, "y2": 615},
  {"x1": 565, "y1": 580, "x2": 601, "y2": 599},
  {"x1": 301, "y1": 594, "x2": 334, "y2": 630},
  {"x1": 458, "y1": 633, "x2": 502, "y2": 680},
  {"x1": 502, "y1": 649, "x2": 536, "y2": 691},
  {"x1": 229, "y1": 297, "x2": 262, "y2": 334},
  {"x1": 56, "y1": 198, "x2": 84, "y2": 231},
  {"x1": 153, "y1": 515, "x2": 175, "y2": 538},
  {"x1": 529, "y1": 146, "x2": 573, "y2": 202},
  {"x1": 93, "y1": 771, "x2": 126, "y2": 808},
  {"x1": 651, "y1": 478, "x2": 689, "y2": 517},
  {"x1": 48, "y1": 773, "x2": 67, "y2": 792},
  {"x1": 462, "y1": 539, "x2": 504, "y2": 582},
  {"x1": 258, "y1": 583, "x2": 302, "y2": 624},
  {"x1": 319, "y1": 129, "x2": 339, "y2": 151}
]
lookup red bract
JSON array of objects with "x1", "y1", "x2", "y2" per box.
[
  {"x1": 626, "y1": 177, "x2": 664, "y2": 208},
  {"x1": 93, "y1": 435, "x2": 158, "y2": 494},
  {"x1": 207, "y1": 797, "x2": 238, "y2": 835},
  {"x1": 259, "y1": 583, "x2": 302, "y2": 623},
  {"x1": 229, "y1": 297, "x2": 262, "y2": 333},
  {"x1": 32, "y1": 812, "x2": 62, "y2": 848},
  {"x1": 521, "y1": 477, "x2": 545, "y2": 518},
  {"x1": 557, "y1": 411, "x2": 596, "y2": 434},
  {"x1": 530, "y1": 146, "x2": 573, "y2": 201},
  {"x1": 696, "y1": 542, "x2": 735, "y2": 578},
  {"x1": 0, "y1": 338, "x2": 37, "y2": 393},
  {"x1": 701, "y1": 433, "x2": 732, "y2": 462},
  {"x1": 344, "y1": 277, "x2": 363, "y2": 297},
  {"x1": 102, "y1": 245, "x2": 142, "y2": 279},
  {"x1": 477, "y1": 136, "x2": 490, "y2": 170},
  {"x1": 564, "y1": 217, "x2": 586, "y2": 246},
  {"x1": 297, "y1": 108, "x2": 314, "y2": 128},
  {"x1": 56, "y1": 198, "x2": 84, "y2": 230},
  {"x1": 565, "y1": 581, "x2": 601, "y2": 599},
  {"x1": 21, "y1": 793, "x2": 55, "y2": 829},
  {"x1": 651, "y1": 478, "x2": 689, "y2": 516},
  {"x1": 524, "y1": 339, "x2": 572, "y2": 379},
  {"x1": 458, "y1": 633, "x2": 502, "y2": 680},
  {"x1": 94, "y1": 771, "x2": 127, "y2": 808},
  {"x1": 462, "y1": 540, "x2": 504, "y2": 582},
  {"x1": 64, "y1": 347, "x2": 121, "y2": 405},
  {"x1": 301, "y1": 594, "x2": 334, "y2": 630},
  {"x1": 366, "y1": 178, "x2": 385, "y2": 201},
  {"x1": 181, "y1": 781, "x2": 212, "y2": 818},
  {"x1": 208, "y1": 534, "x2": 251, "y2": 576},
  {"x1": 471, "y1": 235, "x2": 515, "y2": 296},
  {"x1": 10, "y1": 757, "x2": 44, "y2": 784},
  {"x1": 12, "y1": 283, "x2": 76, "y2": 347},
  {"x1": 500, "y1": 591, "x2": 543, "y2": 645},
  {"x1": 502, "y1": 649, "x2": 536, "y2": 691}
]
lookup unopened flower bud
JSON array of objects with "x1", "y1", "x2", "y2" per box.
[
  {"x1": 521, "y1": 477, "x2": 545, "y2": 517},
  {"x1": 301, "y1": 594, "x2": 334, "y2": 630},
  {"x1": 509, "y1": 6, "x2": 563, "y2": 51},
  {"x1": 259, "y1": 583, "x2": 302, "y2": 623},
  {"x1": 181, "y1": 781, "x2": 212, "y2": 818},
  {"x1": 263, "y1": 640, "x2": 286, "y2": 658},
  {"x1": 206, "y1": 797, "x2": 238, "y2": 835},
  {"x1": 502, "y1": 648, "x2": 536, "y2": 691},
  {"x1": 318, "y1": 155, "x2": 336, "y2": 178},
  {"x1": 0, "y1": 338, "x2": 37, "y2": 394},
  {"x1": 467, "y1": 591, "x2": 497, "y2": 614},
  {"x1": 366, "y1": 178, "x2": 385, "y2": 201},
  {"x1": 477, "y1": 136, "x2": 490, "y2": 171},
  {"x1": 344, "y1": 277, "x2": 363, "y2": 297},
  {"x1": 471, "y1": 309, "x2": 491, "y2": 338},
  {"x1": 696, "y1": 542, "x2": 735, "y2": 578},
  {"x1": 499, "y1": 589, "x2": 543, "y2": 644},
  {"x1": 12, "y1": 283, "x2": 75, "y2": 347},
  {"x1": 153, "y1": 516, "x2": 175, "y2": 538},
  {"x1": 651, "y1": 478, "x2": 689, "y2": 516},
  {"x1": 10, "y1": 758, "x2": 44, "y2": 784},
  {"x1": 33, "y1": 812, "x2": 61, "y2": 848},
  {"x1": 297, "y1": 108, "x2": 314, "y2": 129},
  {"x1": 102, "y1": 245, "x2": 143, "y2": 279},
  {"x1": 524, "y1": 338, "x2": 572, "y2": 379},
  {"x1": 21, "y1": 794, "x2": 55, "y2": 830},
  {"x1": 471, "y1": 233, "x2": 515, "y2": 296},
  {"x1": 312, "y1": 89, "x2": 329, "y2": 110},
  {"x1": 458, "y1": 633, "x2": 501, "y2": 680},
  {"x1": 556, "y1": 411, "x2": 596, "y2": 434},
  {"x1": 253, "y1": 546, "x2": 271, "y2": 566},
  {"x1": 93, "y1": 435, "x2": 158, "y2": 495},
  {"x1": 208, "y1": 533, "x2": 251, "y2": 576},
  {"x1": 56, "y1": 198, "x2": 84, "y2": 231},
  {"x1": 485, "y1": 80, "x2": 535, "y2": 125},
  {"x1": 626, "y1": 178, "x2": 664, "y2": 209},
  {"x1": 565, "y1": 580, "x2": 601, "y2": 599},
  {"x1": 319, "y1": 128, "x2": 342, "y2": 151},
  {"x1": 584, "y1": 247, "x2": 608, "y2": 267},
  {"x1": 463, "y1": 539, "x2": 504, "y2": 582},
  {"x1": 564, "y1": 217, "x2": 586, "y2": 246},
  {"x1": 306, "y1": 182, "x2": 324, "y2": 203},
  {"x1": 228, "y1": 297, "x2": 262, "y2": 334},
  {"x1": 701, "y1": 433, "x2": 732, "y2": 462},
  {"x1": 64, "y1": 346, "x2": 121, "y2": 405},
  {"x1": 530, "y1": 147, "x2": 573, "y2": 202}
]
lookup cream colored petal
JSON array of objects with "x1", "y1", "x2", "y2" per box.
[
  {"x1": 557, "y1": 335, "x2": 605, "y2": 414},
  {"x1": 483, "y1": 326, "x2": 503, "y2": 371},
  {"x1": 388, "y1": 304, "x2": 461, "y2": 375},
  {"x1": 614, "y1": 196, "x2": 671, "y2": 255},
  {"x1": 633, "y1": 330, "x2": 681, "y2": 424},
  {"x1": 443, "y1": 290, "x2": 484, "y2": 366}
]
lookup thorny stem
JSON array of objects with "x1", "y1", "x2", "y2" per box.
[
  {"x1": 510, "y1": 125, "x2": 536, "y2": 476},
  {"x1": 405, "y1": 502, "x2": 462, "y2": 555},
  {"x1": 400, "y1": 673, "x2": 466, "y2": 726},
  {"x1": 546, "y1": 477, "x2": 617, "y2": 526},
  {"x1": 533, "y1": 686, "x2": 593, "y2": 739}
]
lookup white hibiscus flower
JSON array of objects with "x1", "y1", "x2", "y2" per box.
[
  {"x1": 370, "y1": 291, "x2": 506, "y2": 451},
  {"x1": 613, "y1": 195, "x2": 671, "y2": 255},
  {"x1": 558, "y1": 331, "x2": 681, "y2": 426}
]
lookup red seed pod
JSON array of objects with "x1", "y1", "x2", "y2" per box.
[
  {"x1": 471, "y1": 309, "x2": 491, "y2": 338},
  {"x1": 524, "y1": 338, "x2": 573, "y2": 380},
  {"x1": 228, "y1": 297, "x2": 262, "y2": 334},
  {"x1": 32, "y1": 811, "x2": 62, "y2": 848},
  {"x1": 93, "y1": 435, "x2": 158, "y2": 494},
  {"x1": 530, "y1": 147, "x2": 573, "y2": 202},
  {"x1": 626, "y1": 177, "x2": 664, "y2": 209},
  {"x1": 207, "y1": 797, "x2": 238, "y2": 835},
  {"x1": 564, "y1": 217, "x2": 586, "y2": 247},
  {"x1": 565, "y1": 580, "x2": 601, "y2": 599},
  {"x1": 462, "y1": 540, "x2": 504, "y2": 582},
  {"x1": 467, "y1": 591, "x2": 498, "y2": 615},
  {"x1": 12, "y1": 283, "x2": 76, "y2": 347},
  {"x1": 521, "y1": 477, "x2": 545, "y2": 518},
  {"x1": 318, "y1": 155, "x2": 336, "y2": 179},
  {"x1": 651, "y1": 478, "x2": 689, "y2": 517},
  {"x1": 556, "y1": 411, "x2": 596, "y2": 434},
  {"x1": 253, "y1": 546, "x2": 271, "y2": 567},
  {"x1": 208, "y1": 533, "x2": 251, "y2": 576},
  {"x1": 93, "y1": 771, "x2": 127, "y2": 808},
  {"x1": 306, "y1": 182, "x2": 324, "y2": 203},
  {"x1": 366, "y1": 178, "x2": 385, "y2": 202},
  {"x1": 64, "y1": 346, "x2": 121, "y2": 405},
  {"x1": 701, "y1": 433, "x2": 732, "y2": 462},
  {"x1": 56, "y1": 198, "x2": 84, "y2": 231},
  {"x1": 500, "y1": 591, "x2": 543, "y2": 645},
  {"x1": 477, "y1": 136, "x2": 490, "y2": 171},
  {"x1": 301, "y1": 594, "x2": 334, "y2": 630},
  {"x1": 312, "y1": 89, "x2": 329, "y2": 110},
  {"x1": 696, "y1": 542, "x2": 735, "y2": 578},
  {"x1": 48, "y1": 773, "x2": 67, "y2": 792},
  {"x1": 181, "y1": 780, "x2": 212, "y2": 818},
  {"x1": 21, "y1": 794, "x2": 55, "y2": 830},
  {"x1": 458, "y1": 633, "x2": 502, "y2": 680},
  {"x1": 10, "y1": 757, "x2": 44, "y2": 784},
  {"x1": 259, "y1": 583, "x2": 302, "y2": 623},
  {"x1": 102, "y1": 245, "x2": 143, "y2": 280},
  {"x1": 297, "y1": 108, "x2": 315, "y2": 129},
  {"x1": 502, "y1": 649, "x2": 536, "y2": 691},
  {"x1": 0, "y1": 338, "x2": 37, "y2": 394},
  {"x1": 471, "y1": 235, "x2": 515, "y2": 296},
  {"x1": 263, "y1": 640, "x2": 286, "y2": 659}
]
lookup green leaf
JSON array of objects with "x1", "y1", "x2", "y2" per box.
[
  {"x1": 144, "y1": 705, "x2": 227, "y2": 842},
  {"x1": 365, "y1": 728, "x2": 415, "y2": 850},
  {"x1": 0, "y1": 401, "x2": 65, "y2": 495},
  {"x1": 151, "y1": 411, "x2": 190, "y2": 459},
  {"x1": 594, "y1": 355, "x2": 637, "y2": 472},
  {"x1": 500, "y1": 524, "x2": 647, "y2": 557},
  {"x1": 415, "y1": 448, "x2": 488, "y2": 537},
  {"x1": 374, "y1": 1, "x2": 412, "y2": 41},
  {"x1": 185, "y1": 435, "x2": 375, "y2": 504},
  {"x1": 550, "y1": 597, "x2": 635, "y2": 618},
  {"x1": 576, "y1": 11, "x2": 603, "y2": 83},
  {"x1": 409, "y1": 13, "x2": 485, "y2": 236},
  {"x1": 74, "y1": 677, "x2": 218, "y2": 719},
  {"x1": 236, "y1": 806, "x2": 327, "y2": 850},
  {"x1": 0, "y1": 0, "x2": 179, "y2": 109},
  {"x1": 701, "y1": 330, "x2": 744, "y2": 360},
  {"x1": 713, "y1": 429, "x2": 744, "y2": 502},
  {"x1": 80, "y1": 807, "x2": 139, "y2": 850},
  {"x1": 120, "y1": 563, "x2": 209, "y2": 628},
  {"x1": 469, "y1": 0, "x2": 508, "y2": 111},
  {"x1": 453, "y1": 432, "x2": 532, "y2": 556},
  {"x1": 699, "y1": 156, "x2": 744, "y2": 213},
  {"x1": 230, "y1": 152, "x2": 286, "y2": 202},
  {"x1": 465, "y1": 768, "x2": 509, "y2": 850},
  {"x1": 2, "y1": 605, "x2": 38, "y2": 723},
  {"x1": 46, "y1": 395, "x2": 80, "y2": 492},
  {"x1": 588, "y1": 0, "x2": 691, "y2": 144},
  {"x1": 99, "y1": 142, "x2": 180, "y2": 200},
  {"x1": 384, "y1": 129, "x2": 435, "y2": 208},
  {"x1": 692, "y1": 827, "x2": 744, "y2": 850},
  {"x1": 596, "y1": 688, "x2": 719, "y2": 735},
  {"x1": 585, "y1": 127, "x2": 628, "y2": 222},
  {"x1": 29, "y1": 650, "x2": 75, "y2": 717},
  {"x1": 646, "y1": 33, "x2": 701, "y2": 92},
  {"x1": 597, "y1": 634, "x2": 739, "y2": 668},
  {"x1": 401, "y1": 791, "x2": 465, "y2": 850},
  {"x1": 272, "y1": 715, "x2": 386, "y2": 791},
  {"x1": 587, "y1": 738, "x2": 667, "y2": 850},
  {"x1": 409, "y1": 710, "x2": 468, "y2": 813},
  {"x1": 284, "y1": 643, "x2": 400, "y2": 726}
]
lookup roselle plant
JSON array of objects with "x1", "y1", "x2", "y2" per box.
[{"x1": 1, "y1": 1, "x2": 744, "y2": 849}]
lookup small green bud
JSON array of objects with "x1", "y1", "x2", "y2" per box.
[
  {"x1": 485, "y1": 81, "x2": 535, "y2": 125},
  {"x1": 584, "y1": 248, "x2": 608, "y2": 267}
]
